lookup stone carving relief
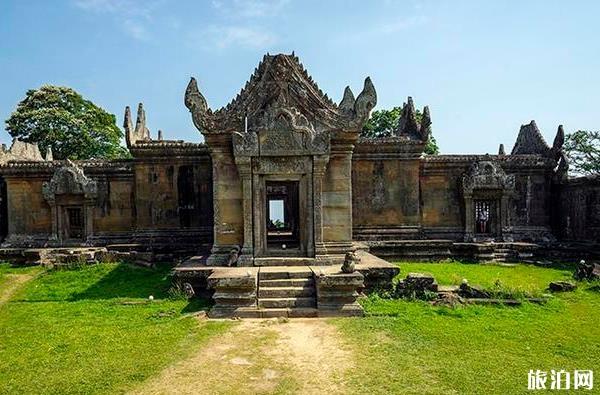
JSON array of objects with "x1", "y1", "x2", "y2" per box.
[
  {"x1": 42, "y1": 160, "x2": 98, "y2": 203},
  {"x1": 253, "y1": 157, "x2": 310, "y2": 175},
  {"x1": 185, "y1": 53, "x2": 376, "y2": 137},
  {"x1": 462, "y1": 161, "x2": 515, "y2": 195}
]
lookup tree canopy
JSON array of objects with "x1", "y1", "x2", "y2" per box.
[
  {"x1": 564, "y1": 130, "x2": 600, "y2": 176},
  {"x1": 361, "y1": 106, "x2": 440, "y2": 155},
  {"x1": 5, "y1": 85, "x2": 129, "y2": 160}
]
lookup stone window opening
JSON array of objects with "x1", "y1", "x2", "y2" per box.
[
  {"x1": 65, "y1": 206, "x2": 84, "y2": 240},
  {"x1": 474, "y1": 199, "x2": 496, "y2": 235}
]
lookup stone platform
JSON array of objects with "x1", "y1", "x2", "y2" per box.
[{"x1": 172, "y1": 251, "x2": 399, "y2": 318}]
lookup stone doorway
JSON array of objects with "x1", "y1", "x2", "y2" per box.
[{"x1": 266, "y1": 181, "x2": 300, "y2": 251}]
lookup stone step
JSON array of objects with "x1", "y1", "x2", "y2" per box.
[
  {"x1": 258, "y1": 286, "x2": 315, "y2": 298},
  {"x1": 259, "y1": 268, "x2": 313, "y2": 280},
  {"x1": 258, "y1": 297, "x2": 316, "y2": 309},
  {"x1": 254, "y1": 257, "x2": 314, "y2": 266},
  {"x1": 259, "y1": 278, "x2": 314, "y2": 287}
]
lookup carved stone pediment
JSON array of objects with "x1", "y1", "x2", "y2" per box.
[
  {"x1": 462, "y1": 161, "x2": 515, "y2": 195},
  {"x1": 185, "y1": 53, "x2": 376, "y2": 136},
  {"x1": 43, "y1": 160, "x2": 98, "y2": 203}
]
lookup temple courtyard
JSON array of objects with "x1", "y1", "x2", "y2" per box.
[{"x1": 1, "y1": 260, "x2": 598, "y2": 395}]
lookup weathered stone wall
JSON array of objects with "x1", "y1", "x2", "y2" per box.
[
  {"x1": 556, "y1": 176, "x2": 600, "y2": 242},
  {"x1": 352, "y1": 150, "x2": 556, "y2": 242},
  {"x1": 419, "y1": 159, "x2": 465, "y2": 239},
  {"x1": 6, "y1": 177, "x2": 52, "y2": 237},
  {"x1": 352, "y1": 140, "x2": 422, "y2": 240},
  {"x1": 0, "y1": 148, "x2": 214, "y2": 248}
]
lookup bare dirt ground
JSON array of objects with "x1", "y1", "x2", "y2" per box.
[
  {"x1": 0, "y1": 274, "x2": 34, "y2": 306},
  {"x1": 130, "y1": 318, "x2": 354, "y2": 395}
]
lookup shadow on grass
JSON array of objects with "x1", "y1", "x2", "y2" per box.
[
  {"x1": 69, "y1": 263, "x2": 174, "y2": 301},
  {"x1": 180, "y1": 297, "x2": 214, "y2": 314}
]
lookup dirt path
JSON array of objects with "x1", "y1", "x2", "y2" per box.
[
  {"x1": 130, "y1": 318, "x2": 354, "y2": 395},
  {"x1": 0, "y1": 274, "x2": 34, "y2": 306}
]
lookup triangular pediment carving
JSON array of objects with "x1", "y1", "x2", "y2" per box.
[
  {"x1": 42, "y1": 160, "x2": 98, "y2": 202},
  {"x1": 185, "y1": 53, "x2": 377, "y2": 136}
]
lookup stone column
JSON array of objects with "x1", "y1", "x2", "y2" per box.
[
  {"x1": 313, "y1": 155, "x2": 328, "y2": 259},
  {"x1": 463, "y1": 194, "x2": 474, "y2": 241},
  {"x1": 84, "y1": 198, "x2": 95, "y2": 240},
  {"x1": 236, "y1": 156, "x2": 254, "y2": 266}
]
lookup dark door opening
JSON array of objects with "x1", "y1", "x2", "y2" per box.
[
  {"x1": 65, "y1": 207, "x2": 84, "y2": 240},
  {"x1": 266, "y1": 181, "x2": 299, "y2": 250},
  {"x1": 474, "y1": 199, "x2": 497, "y2": 235},
  {"x1": 0, "y1": 177, "x2": 7, "y2": 241}
]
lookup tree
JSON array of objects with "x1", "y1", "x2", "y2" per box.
[
  {"x1": 5, "y1": 85, "x2": 129, "y2": 160},
  {"x1": 361, "y1": 106, "x2": 440, "y2": 155},
  {"x1": 564, "y1": 130, "x2": 600, "y2": 176}
]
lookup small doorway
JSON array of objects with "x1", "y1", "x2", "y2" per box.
[
  {"x1": 265, "y1": 181, "x2": 299, "y2": 251},
  {"x1": 474, "y1": 199, "x2": 497, "y2": 235},
  {"x1": 64, "y1": 206, "x2": 84, "y2": 240}
]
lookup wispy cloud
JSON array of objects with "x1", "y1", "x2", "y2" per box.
[
  {"x1": 192, "y1": 25, "x2": 277, "y2": 50},
  {"x1": 72, "y1": 0, "x2": 162, "y2": 40},
  {"x1": 211, "y1": 0, "x2": 289, "y2": 18},
  {"x1": 189, "y1": 0, "x2": 286, "y2": 50},
  {"x1": 376, "y1": 15, "x2": 429, "y2": 35}
]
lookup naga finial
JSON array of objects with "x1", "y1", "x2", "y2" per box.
[
  {"x1": 498, "y1": 143, "x2": 506, "y2": 155},
  {"x1": 185, "y1": 77, "x2": 213, "y2": 133},
  {"x1": 339, "y1": 86, "x2": 355, "y2": 114},
  {"x1": 134, "y1": 103, "x2": 150, "y2": 141},
  {"x1": 124, "y1": 106, "x2": 133, "y2": 147},
  {"x1": 354, "y1": 77, "x2": 377, "y2": 121},
  {"x1": 553, "y1": 125, "x2": 565, "y2": 151},
  {"x1": 421, "y1": 105, "x2": 432, "y2": 142}
]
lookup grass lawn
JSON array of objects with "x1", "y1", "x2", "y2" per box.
[
  {"x1": 334, "y1": 261, "x2": 600, "y2": 394},
  {"x1": 0, "y1": 263, "x2": 230, "y2": 395}
]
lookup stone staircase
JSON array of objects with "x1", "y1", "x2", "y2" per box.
[
  {"x1": 257, "y1": 267, "x2": 318, "y2": 317},
  {"x1": 492, "y1": 247, "x2": 516, "y2": 262}
]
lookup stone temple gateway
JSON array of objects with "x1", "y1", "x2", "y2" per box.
[
  {"x1": 184, "y1": 53, "x2": 376, "y2": 267},
  {"x1": 0, "y1": 53, "x2": 598, "y2": 317}
]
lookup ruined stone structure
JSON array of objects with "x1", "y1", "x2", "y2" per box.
[{"x1": 0, "y1": 53, "x2": 595, "y2": 317}]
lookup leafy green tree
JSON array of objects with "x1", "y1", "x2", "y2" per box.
[
  {"x1": 564, "y1": 130, "x2": 600, "y2": 176},
  {"x1": 5, "y1": 85, "x2": 129, "y2": 160},
  {"x1": 361, "y1": 106, "x2": 440, "y2": 155}
]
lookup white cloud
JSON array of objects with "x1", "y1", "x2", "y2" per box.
[
  {"x1": 123, "y1": 19, "x2": 148, "y2": 40},
  {"x1": 194, "y1": 25, "x2": 277, "y2": 49},
  {"x1": 72, "y1": 0, "x2": 161, "y2": 40},
  {"x1": 377, "y1": 15, "x2": 429, "y2": 34},
  {"x1": 211, "y1": 0, "x2": 289, "y2": 18}
]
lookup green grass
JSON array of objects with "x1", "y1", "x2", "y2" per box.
[
  {"x1": 0, "y1": 263, "x2": 230, "y2": 395},
  {"x1": 334, "y1": 262, "x2": 600, "y2": 394},
  {"x1": 396, "y1": 261, "x2": 574, "y2": 295},
  {"x1": 0, "y1": 262, "x2": 43, "y2": 289}
]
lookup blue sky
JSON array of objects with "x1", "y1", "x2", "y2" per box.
[{"x1": 1, "y1": 0, "x2": 599, "y2": 154}]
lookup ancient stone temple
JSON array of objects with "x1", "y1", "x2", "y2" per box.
[{"x1": 0, "y1": 53, "x2": 598, "y2": 317}]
